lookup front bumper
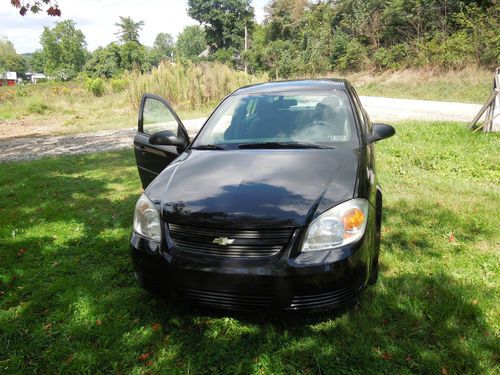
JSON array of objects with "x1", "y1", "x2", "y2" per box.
[{"x1": 131, "y1": 223, "x2": 376, "y2": 312}]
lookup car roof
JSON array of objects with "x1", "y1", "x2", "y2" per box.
[{"x1": 234, "y1": 79, "x2": 349, "y2": 95}]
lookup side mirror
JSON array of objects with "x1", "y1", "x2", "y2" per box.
[
  {"x1": 149, "y1": 130, "x2": 188, "y2": 149},
  {"x1": 367, "y1": 123, "x2": 396, "y2": 144}
]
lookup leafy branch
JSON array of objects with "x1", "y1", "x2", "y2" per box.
[{"x1": 10, "y1": 0, "x2": 61, "y2": 17}]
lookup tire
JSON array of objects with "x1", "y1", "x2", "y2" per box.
[
  {"x1": 368, "y1": 262, "x2": 379, "y2": 285},
  {"x1": 369, "y1": 191, "x2": 382, "y2": 286},
  {"x1": 134, "y1": 271, "x2": 163, "y2": 295}
]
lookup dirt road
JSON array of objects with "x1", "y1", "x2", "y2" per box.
[
  {"x1": 360, "y1": 96, "x2": 481, "y2": 122},
  {"x1": 0, "y1": 96, "x2": 482, "y2": 162}
]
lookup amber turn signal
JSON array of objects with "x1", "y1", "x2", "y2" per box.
[{"x1": 343, "y1": 207, "x2": 365, "y2": 232}]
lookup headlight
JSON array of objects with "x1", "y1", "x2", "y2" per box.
[
  {"x1": 301, "y1": 198, "x2": 369, "y2": 252},
  {"x1": 133, "y1": 193, "x2": 161, "y2": 242}
]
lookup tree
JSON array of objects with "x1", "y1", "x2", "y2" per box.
[
  {"x1": 298, "y1": 3, "x2": 337, "y2": 74},
  {"x1": 10, "y1": 0, "x2": 61, "y2": 16},
  {"x1": 264, "y1": 0, "x2": 307, "y2": 41},
  {"x1": 175, "y1": 25, "x2": 206, "y2": 59},
  {"x1": 149, "y1": 32, "x2": 174, "y2": 65},
  {"x1": 243, "y1": 23, "x2": 267, "y2": 73},
  {"x1": 40, "y1": 20, "x2": 87, "y2": 79},
  {"x1": 0, "y1": 37, "x2": 26, "y2": 73},
  {"x1": 84, "y1": 40, "x2": 151, "y2": 78},
  {"x1": 187, "y1": 0, "x2": 254, "y2": 51},
  {"x1": 84, "y1": 43, "x2": 123, "y2": 78},
  {"x1": 115, "y1": 16, "x2": 145, "y2": 44},
  {"x1": 120, "y1": 41, "x2": 149, "y2": 72},
  {"x1": 262, "y1": 40, "x2": 297, "y2": 79},
  {"x1": 25, "y1": 50, "x2": 45, "y2": 72},
  {"x1": 153, "y1": 33, "x2": 174, "y2": 57}
]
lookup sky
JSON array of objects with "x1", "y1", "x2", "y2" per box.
[{"x1": 0, "y1": 0, "x2": 268, "y2": 54}]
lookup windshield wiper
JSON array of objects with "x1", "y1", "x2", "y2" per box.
[
  {"x1": 238, "y1": 142, "x2": 334, "y2": 149},
  {"x1": 191, "y1": 144, "x2": 226, "y2": 150}
]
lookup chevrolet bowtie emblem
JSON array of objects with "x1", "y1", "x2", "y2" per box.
[{"x1": 212, "y1": 237, "x2": 235, "y2": 246}]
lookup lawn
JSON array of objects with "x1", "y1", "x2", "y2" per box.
[{"x1": 0, "y1": 122, "x2": 498, "y2": 374}]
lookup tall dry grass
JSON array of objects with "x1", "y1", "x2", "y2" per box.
[
  {"x1": 0, "y1": 81, "x2": 134, "y2": 137},
  {"x1": 338, "y1": 66, "x2": 493, "y2": 103},
  {"x1": 125, "y1": 61, "x2": 267, "y2": 111}
]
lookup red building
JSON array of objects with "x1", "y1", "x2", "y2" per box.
[{"x1": 0, "y1": 72, "x2": 17, "y2": 86}]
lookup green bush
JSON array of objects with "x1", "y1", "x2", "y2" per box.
[
  {"x1": 26, "y1": 98, "x2": 51, "y2": 114},
  {"x1": 455, "y1": 4, "x2": 500, "y2": 67},
  {"x1": 373, "y1": 44, "x2": 409, "y2": 70},
  {"x1": 211, "y1": 48, "x2": 235, "y2": 66},
  {"x1": 261, "y1": 40, "x2": 297, "y2": 79},
  {"x1": 15, "y1": 85, "x2": 30, "y2": 98},
  {"x1": 336, "y1": 39, "x2": 368, "y2": 72},
  {"x1": 426, "y1": 32, "x2": 475, "y2": 68},
  {"x1": 110, "y1": 78, "x2": 127, "y2": 93},
  {"x1": 85, "y1": 78, "x2": 105, "y2": 97},
  {"x1": 330, "y1": 31, "x2": 351, "y2": 68}
]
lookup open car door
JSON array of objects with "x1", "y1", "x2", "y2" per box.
[{"x1": 134, "y1": 94, "x2": 189, "y2": 189}]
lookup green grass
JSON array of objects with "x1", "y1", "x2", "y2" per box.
[{"x1": 0, "y1": 122, "x2": 499, "y2": 374}]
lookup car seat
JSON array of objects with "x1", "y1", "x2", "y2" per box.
[
  {"x1": 312, "y1": 96, "x2": 346, "y2": 136},
  {"x1": 247, "y1": 101, "x2": 282, "y2": 139}
]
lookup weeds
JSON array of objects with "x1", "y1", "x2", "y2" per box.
[
  {"x1": 125, "y1": 61, "x2": 267, "y2": 110},
  {"x1": 26, "y1": 97, "x2": 51, "y2": 114},
  {"x1": 110, "y1": 78, "x2": 127, "y2": 93},
  {"x1": 342, "y1": 66, "x2": 493, "y2": 104},
  {"x1": 85, "y1": 78, "x2": 105, "y2": 97}
]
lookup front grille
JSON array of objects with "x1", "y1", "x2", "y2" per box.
[
  {"x1": 177, "y1": 287, "x2": 274, "y2": 311},
  {"x1": 168, "y1": 224, "x2": 293, "y2": 258},
  {"x1": 287, "y1": 281, "x2": 364, "y2": 311}
]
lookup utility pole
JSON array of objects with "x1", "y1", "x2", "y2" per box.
[{"x1": 244, "y1": 24, "x2": 248, "y2": 74}]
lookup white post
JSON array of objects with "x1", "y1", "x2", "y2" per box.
[
  {"x1": 470, "y1": 68, "x2": 500, "y2": 132},
  {"x1": 489, "y1": 68, "x2": 500, "y2": 132}
]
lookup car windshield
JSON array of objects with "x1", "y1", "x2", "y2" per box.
[{"x1": 192, "y1": 90, "x2": 359, "y2": 149}]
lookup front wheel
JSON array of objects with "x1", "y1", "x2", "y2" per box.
[
  {"x1": 134, "y1": 271, "x2": 163, "y2": 295},
  {"x1": 369, "y1": 191, "x2": 382, "y2": 286},
  {"x1": 368, "y1": 262, "x2": 379, "y2": 285}
]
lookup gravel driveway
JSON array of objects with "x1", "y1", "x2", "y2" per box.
[{"x1": 0, "y1": 96, "x2": 482, "y2": 163}]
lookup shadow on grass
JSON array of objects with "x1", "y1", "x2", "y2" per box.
[
  {"x1": 110, "y1": 271, "x2": 495, "y2": 374},
  {"x1": 382, "y1": 201, "x2": 494, "y2": 255},
  {"x1": 0, "y1": 151, "x2": 497, "y2": 374}
]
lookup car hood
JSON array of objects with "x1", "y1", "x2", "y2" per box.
[{"x1": 148, "y1": 149, "x2": 360, "y2": 229}]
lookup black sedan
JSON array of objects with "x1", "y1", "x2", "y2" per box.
[{"x1": 130, "y1": 79, "x2": 395, "y2": 312}]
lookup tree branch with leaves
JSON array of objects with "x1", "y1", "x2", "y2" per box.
[{"x1": 10, "y1": 0, "x2": 61, "y2": 16}]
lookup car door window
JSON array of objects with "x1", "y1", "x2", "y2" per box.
[
  {"x1": 141, "y1": 97, "x2": 179, "y2": 135},
  {"x1": 134, "y1": 94, "x2": 188, "y2": 188}
]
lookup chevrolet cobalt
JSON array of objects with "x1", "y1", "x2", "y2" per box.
[{"x1": 131, "y1": 80, "x2": 395, "y2": 312}]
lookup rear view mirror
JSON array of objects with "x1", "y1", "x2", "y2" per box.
[
  {"x1": 149, "y1": 130, "x2": 188, "y2": 150},
  {"x1": 368, "y1": 123, "x2": 396, "y2": 144}
]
